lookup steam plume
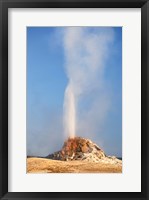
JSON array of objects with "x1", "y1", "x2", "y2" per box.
[
  {"x1": 63, "y1": 27, "x2": 114, "y2": 138},
  {"x1": 63, "y1": 84, "x2": 76, "y2": 138}
]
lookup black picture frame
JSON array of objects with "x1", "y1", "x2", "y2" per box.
[{"x1": 0, "y1": 0, "x2": 149, "y2": 199}]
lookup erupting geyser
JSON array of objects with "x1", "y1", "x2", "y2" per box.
[
  {"x1": 63, "y1": 27, "x2": 114, "y2": 139},
  {"x1": 63, "y1": 84, "x2": 76, "y2": 138}
]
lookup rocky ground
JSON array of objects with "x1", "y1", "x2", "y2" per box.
[{"x1": 27, "y1": 137, "x2": 122, "y2": 173}]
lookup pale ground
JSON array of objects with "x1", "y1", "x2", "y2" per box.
[{"x1": 27, "y1": 157, "x2": 122, "y2": 173}]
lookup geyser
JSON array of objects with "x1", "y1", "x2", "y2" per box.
[
  {"x1": 63, "y1": 27, "x2": 114, "y2": 139},
  {"x1": 63, "y1": 84, "x2": 76, "y2": 138}
]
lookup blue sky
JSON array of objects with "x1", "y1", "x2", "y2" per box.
[{"x1": 27, "y1": 27, "x2": 122, "y2": 157}]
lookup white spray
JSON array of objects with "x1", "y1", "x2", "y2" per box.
[{"x1": 63, "y1": 83, "x2": 76, "y2": 138}]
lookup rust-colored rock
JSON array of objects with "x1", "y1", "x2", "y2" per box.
[{"x1": 81, "y1": 144, "x2": 89, "y2": 153}]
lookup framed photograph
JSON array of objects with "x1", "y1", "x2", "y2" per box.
[{"x1": 0, "y1": 0, "x2": 148, "y2": 199}]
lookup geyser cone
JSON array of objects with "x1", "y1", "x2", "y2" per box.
[
  {"x1": 46, "y1": 137, "x2": 122, "y2": 165},
  {"x1": 47, "y1": 137, "x2": 106, "y2": 162}
]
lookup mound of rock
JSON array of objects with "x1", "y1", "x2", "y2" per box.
[{"x1": 46, "y1": 137, "x2": 122, "y2": 165}]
